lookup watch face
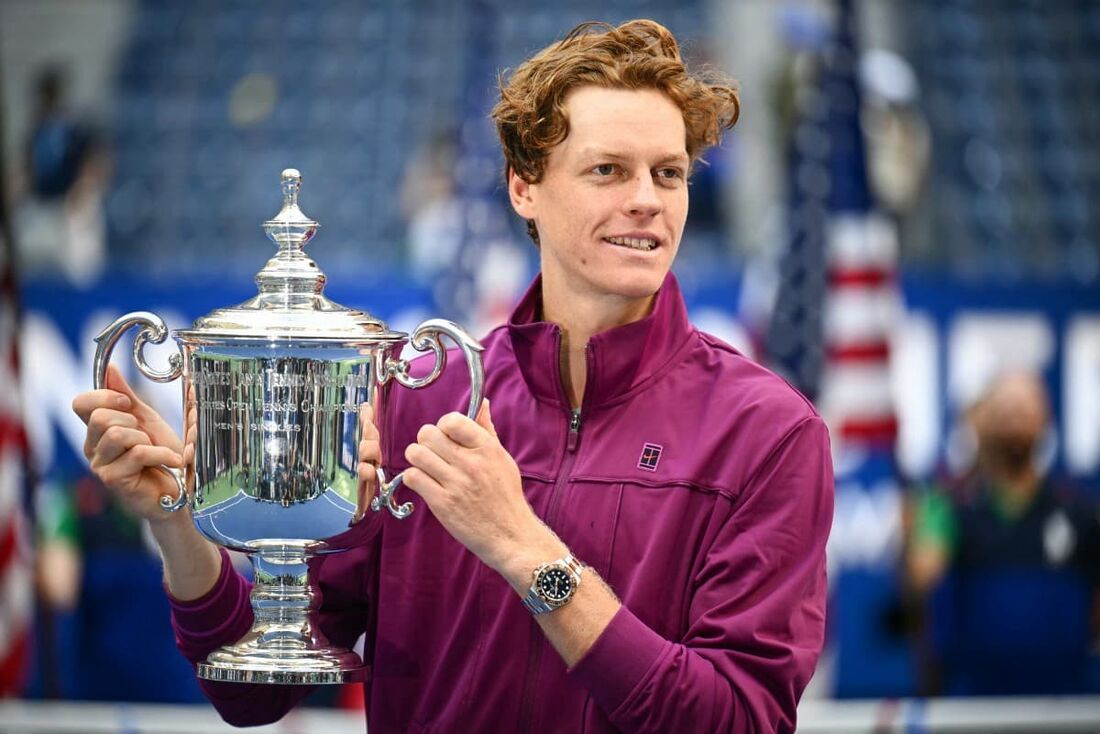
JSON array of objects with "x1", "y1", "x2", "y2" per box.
[{"x1": 537, "y1": 567, "x2": 574, "y2": 603}]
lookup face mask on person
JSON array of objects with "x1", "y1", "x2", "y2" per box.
[{"x1": 978, "y1": 431, "x2": 1036, "y2": 476}]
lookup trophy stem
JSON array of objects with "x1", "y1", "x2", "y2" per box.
[{"x1": 196, "y1": 544, "x2": 364, "y2": 685}]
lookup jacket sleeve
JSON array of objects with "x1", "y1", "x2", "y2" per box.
[
  {"x1": 568, "y1": 416, "x2": 833, "y2": 733},
  {"x1": 169, "y1": 515, "x2": 382, "y2": 727}
]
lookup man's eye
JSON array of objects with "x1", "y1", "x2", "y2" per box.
[
  {"x1": 593, "y1": 163, "x2": 617, "y2": 176},
  {"x1": 656, "y1": 168, "x2": 684, "y2": 181}
]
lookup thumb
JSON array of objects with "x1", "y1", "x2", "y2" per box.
[
  {"x1": 105, "y1": 364, "x2": 155, "y2": 418},
  {"x1": 475, "y1": 398, "x2": 497, "y2": 438},
  {"x1": 105, "y1": 364, "x2": 139, "y2": 401}
]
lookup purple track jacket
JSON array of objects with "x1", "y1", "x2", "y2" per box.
[{"x1": 171, "y1": 273, "x2": 834, "y2": 733}]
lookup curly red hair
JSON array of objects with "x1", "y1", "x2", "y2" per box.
[{"x1": 492, "y1": 19, "x2": 740, "y2": 243}]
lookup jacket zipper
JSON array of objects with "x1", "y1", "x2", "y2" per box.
[
  {"x1": 566, "y1": 408, "x2": 582, "y2": 451},
  {"x1": 517, "y1": 337, "x2": 587, "y2": 731}
]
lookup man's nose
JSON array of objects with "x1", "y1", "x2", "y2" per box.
[{"x1": 623, "y1": 173, "x2": 662, "y2": 217}]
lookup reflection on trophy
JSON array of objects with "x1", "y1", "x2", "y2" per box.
[{"x1": 91, "y1": 169, "x2": 484, "y2": 684}]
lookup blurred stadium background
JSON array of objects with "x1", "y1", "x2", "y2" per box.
[{"x1": 1, "y1": 0, "x2": 1099, "y2": 731}]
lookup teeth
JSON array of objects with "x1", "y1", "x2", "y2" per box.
[{"x1": 606, "y1": 236, "x2": 657, "y2": 251}]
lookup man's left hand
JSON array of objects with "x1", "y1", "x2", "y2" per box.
[{"x1": 402, "y1": 399, "x2": 560, "y2": 575}]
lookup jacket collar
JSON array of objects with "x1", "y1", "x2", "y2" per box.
[{"x1": 505, "y1": 272, "x2": 694, "y2": 411}]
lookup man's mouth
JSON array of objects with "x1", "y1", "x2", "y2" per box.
[{"x1": 604, "y1": 236, "x2": 658, "y2": 252}]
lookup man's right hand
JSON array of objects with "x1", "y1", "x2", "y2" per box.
[
  {"x1": 71, "y1": 363, "x2": 186, "y2": 524},
  {"x1": 73, "y1": 363, "x2": 222, "y2": 601}
]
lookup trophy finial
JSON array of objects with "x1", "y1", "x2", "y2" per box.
[
  {"x1": 257, "y1": 167, "x2": 324, "y2": 295},
  {"x1": 263, "y1": 167, "x2": 318, "y2": 248},
  {"x1": 281, "y1": 169, "x2": 302, "y2": 207},
  {"x1": 186, "y1": 166, "x2": 388, "y2": 335}
]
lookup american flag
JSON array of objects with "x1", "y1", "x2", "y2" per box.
[
  {"x1": 766, "y1": 0, "x2": 908, "y2": 696},
  {"x1": 0, "y1": 138, "x2": 34, "y2": 696},
  {"x1": 766, "y1": 0, "x2": 900, "y2": 448}
]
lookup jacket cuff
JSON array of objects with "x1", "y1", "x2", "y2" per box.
[
  {"x1": 567, "y1": 604, "x2": 670, "y2": 713},
  {"x1": 168, "y1": 547, "x2": 252, "y2": 653}
]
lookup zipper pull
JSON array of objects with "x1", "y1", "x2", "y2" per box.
[{"x1": 567, "y1": 409, "x2": 582, "y2": 452}]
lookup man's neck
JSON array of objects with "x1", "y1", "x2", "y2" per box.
[
  {"x1": 984, "y1": 465, "x2": 1042, "y2": 518},
  {"x1": 540, "y1": 283, "x2": 656, "y2": 409}
]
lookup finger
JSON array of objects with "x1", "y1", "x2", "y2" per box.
[
  {"x1": 357, "y1": 460, "x2": 378, "y2": 483},
  {"x1": 84, "y1": 408, "x2": 139, "y2": 459},
  {"x1": 358, "y1": 437, "x2": 381, "y2": 464},
  {"x1": 400, "y1": 465, "x2": 446, "y2": 506},
  {"x1": 101, "y1": 444, "x2": 184, "y2": 490},
  {"x1": 100, "y1": 443, "x2": 184, "y2": 482},
  {"x1": 92, "y1": 426, "x2": 159, "y2": 467},
  {"x1": 95, "y1": 426, "x2": 183, "y2": 468},
  {"x1": 353, "y1": 466, "x2": 376, "y2": 524},
  {"x1": 416, "y1": 423, "x2": 463, "y2": 464},
  {"x1": 184, "y1": 386, "x2": 198, "y2": 439},
  {"x1": 359, "y1": 403, "x2": 379, "y2": 440},
  {"x1": 405, "y1": 442, "x2": 462, "y2": 488},
  {"x1": 436, "y1": 412, "x2": 488, "y2": 449},
  {"x1": 72, "y1": 389, "x2": 132, "y2": 424},
  {"x1": 105, "y1": 365, "x2": 161, "y2": 424},
  {"x1": 475, "y1": 399, "x2": 497, "y2": 439},
  {"x1": 127, "y1": 443, "x2": 185, "y2": 469}
]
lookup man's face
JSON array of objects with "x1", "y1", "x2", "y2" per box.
[
  {"x1": 509, "y1": 86, "x2": 690, "y2": 308},
  {"x1": 972, "y1": 372, "x2": 1050, "y2": 475}
]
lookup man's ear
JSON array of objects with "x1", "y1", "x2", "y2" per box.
[{"x1": 508, "y1": 167, "x2": 536, "y2": 220}]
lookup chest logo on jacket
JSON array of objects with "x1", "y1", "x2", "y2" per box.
[{"x1": 638, "y1": 443, "x2": 664, "y2": 472}]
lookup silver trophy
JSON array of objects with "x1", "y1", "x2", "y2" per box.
[{"x1": 92, "y1": 169, "x2": 484, "y2": 684}]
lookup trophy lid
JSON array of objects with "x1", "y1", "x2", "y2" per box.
[{"x1": 177, "y1": 169, "x2": 401, "y2": 342}]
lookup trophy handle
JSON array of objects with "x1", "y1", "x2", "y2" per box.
[
  {"x1": 372, "y1": 319, "x2": 485, "y2": 519},
  {"x1": 93, "y1": 311, "x2": 188, "y2": 513}
]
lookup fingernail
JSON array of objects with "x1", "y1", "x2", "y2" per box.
[{"x1": 116, "y1": 396, "x2": 131, "y2": 409}]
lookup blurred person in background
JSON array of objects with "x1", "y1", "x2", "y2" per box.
[
  {"x1": 72, "y1": 19, "x2": 833, "y2": 733},
  {"x1": 907, "y1": 370, "x2": 1100, "y2": 695},
  {"x1": 16, "y1": 64, "x2": 109, "y2": 286},
  {"x1": 401, "y1": 128, "x2": 464, "y2": 283},
  {"x1": 18, "y1": 66, "x2": 191, "y2": 702},
  {"x1": 400, "y1": 126, "x2": 533, "y2": 337}
]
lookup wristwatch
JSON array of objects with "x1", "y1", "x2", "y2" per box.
[{"x1": 522, "y1": 553, "x2": 584, "y2": 615}]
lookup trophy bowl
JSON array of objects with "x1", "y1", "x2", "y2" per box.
[{"x1": 91, "y1": 170, "x2": 483, "y2": 684}]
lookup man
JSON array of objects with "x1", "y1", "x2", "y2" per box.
[
  {"x1": 74, "y1": 20, "x2": 833, "y2": 732},
  {"x1": 907, "y1": 371, "x2": 1100, "y2": 695}
]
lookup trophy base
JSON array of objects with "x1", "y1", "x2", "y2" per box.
[
  {"x1": 197, "y1": 642, "x2": 365, "y2": 685},
  {"x1": 194, "y1": 544, "x2": 366, "y2": 685}
]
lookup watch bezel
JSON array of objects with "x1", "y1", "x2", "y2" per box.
[
  {"x1": 523, "y1": 554, "x2": 583, "y2": 614},
  {"x1": 535, "y1": 565, "x2": 576, "y2": 604}
]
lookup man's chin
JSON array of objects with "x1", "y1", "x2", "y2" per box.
[{"x1": 609, "y1": 273, "x2": 667, "y2": 301}]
